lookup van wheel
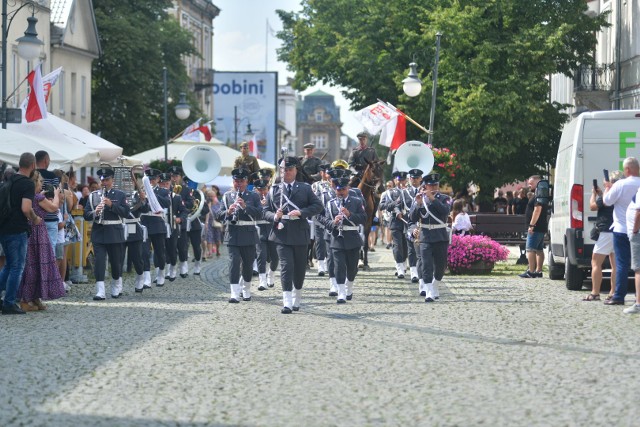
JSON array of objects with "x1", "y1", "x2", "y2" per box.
[
  {"x1": 547, "y1": 247, "x2": 564, "y2": 280},
  {"x1": 565, "y1": 257, "x2": 584, "y2": 290}
]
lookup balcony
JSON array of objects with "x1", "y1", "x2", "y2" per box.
[
  {"x1": 573, "y1": 63, "x2": 614, "y2": 92},
  {"x1": 194, "y1": 68, "x2": 214, "y2": 92}
]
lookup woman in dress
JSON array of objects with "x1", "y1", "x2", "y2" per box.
[
  {"x1": 205, "y1": 187, "x2": 223, "y2": 257},
  {"x1": 18, "y1": 171, "x2": 66, "y2": 311}
]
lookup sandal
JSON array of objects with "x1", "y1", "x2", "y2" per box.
[
  {"x1": 606, "y1": 294, "x2": 614, "y2": 301},
  {"x1": 583, "y1": 294, "x2": 601, "y2": 301}
]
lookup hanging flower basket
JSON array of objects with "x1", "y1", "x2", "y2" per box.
[{"x1": 448, "y1": 234, "x2": 510, "y2": 275}]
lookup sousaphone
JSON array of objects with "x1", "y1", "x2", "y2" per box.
[{"x1": 393, "y1": 140, "x2": 434, "y2": 174}]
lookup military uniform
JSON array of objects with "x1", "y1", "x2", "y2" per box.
[
  {"x1": 263, "y1": 156, "x2": 323, "y2": 313},
  {"x1": 233, "y1": 154, "x2": 260, "y2": 175},
  {"x1": 123, "y1": 190, "x2": 147, "y2": 293},
  {"x1": 348, "y1": 145, "x2": 379, "y2": 175},
  {"x1": 158, "y1": 174, "x2": 187, "y2": 282},
  {"x1": 217, "y1": 169, "x2": 262, "y2": 302},
  {"x1": 319, "y1": 178, "x2": 366, "y2": 303},
  {"x1": 405, "y1": 169, "x2": 424, "y2": 282},
  {"x1": 300, "y1": 156, "x2": 323, "y2": 181},
  {"x1": 84, "y1": 168, "x2": 130, "y2": 300},
  {"x1": 311, "y1": 177, "x2": 333, "y2": 277},
  {"x1": 408, "y1": 173, "x2": 451, "y2": 302},
  {"x1": 253, "y1": 179, "x2": 278, "y2": 290},
  {"x1": 139, "y1": 169, "x2": 170, "y2": 286},
  {"x1": 378, "y1": 172, "x2": 412, "y2": 278},
  {"x1": 177, "y1": 183, "x2": 209, "y2": 277}
]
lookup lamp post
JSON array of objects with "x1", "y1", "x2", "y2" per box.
[
  {"x1": 1, "y1": 1, "x2": 44, "y2": 128},
  {"x1": 402, "y1": 32, "x2": 442, "y2": 145},
  {"x1": 163, "y1": 66, "x2": 191, "y2": 160}
]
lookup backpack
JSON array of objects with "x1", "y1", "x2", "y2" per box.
[{"x1": 0, "y1": 175, "x2": 26, "y2": 225}]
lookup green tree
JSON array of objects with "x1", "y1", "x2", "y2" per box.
[
  {"x1": 92, "y1": 0, "x2": 200, "y2": 157},
  {"x1": 277, "y1": 0, "x2": 606, "y2": 201}
]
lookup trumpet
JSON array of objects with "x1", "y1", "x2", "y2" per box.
[{"x1": 172, "y1": 184, "x2": 182, "y2": 195}]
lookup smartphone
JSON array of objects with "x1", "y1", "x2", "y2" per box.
[
  {"x1": 593, "y1": 179, "x2": 598, "y2": 189},
  {"x1": 603, "y1": 169, "x2": 610, "y2": 182}
]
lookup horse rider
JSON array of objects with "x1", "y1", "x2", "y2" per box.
[
  {"x1": 217, "y1": 168, "x2": 262, "y2": 303},
  {"x1": 139, "y1": 168, "x2": 170, "y2": 287},
  {"x1": 319, "y1": 176, "x2": 366, "y2": 303},
  {"x1": 409, "y1": 173, "x2": 451, "y2": 302},
  {"x1": 405, "y1": 169, "x2": 424, "y2": 283},
  {"x1": 263, "y1": 156, "x2": 323, "y2": 313},
  {"x1": 379, "y1": 171, "x2": 412, "y2": 278},
  {"x1": 158, "y1": 172, "x2": 187, "y2": 282},
  {"x1": 233, "y1": 141, "x2": 260, "y2": 175},
  {"x1": 253, "y1": 177, "x2": 278, "y2": 291},
  {"x1": 84, "y1": 167, "x2": 130, "y2": 300},
  {"x1": 299, "y1": 142, "x2": 323, "y2": 182},
  {"x1": 348, "y1": 132, "x2": 379, "y2": 187}
]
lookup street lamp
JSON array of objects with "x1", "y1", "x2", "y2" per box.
[
  {"x1": 163, "y1": 67, "x2": 191, "y2": 160},
  {"x1": 402, "y1": 32, "x2": 442, "y2": 145},
  {"x1": 233, "y1": 105, "x2": 252, "y2": 150},
  {"x1": 1, "y1": 2, "x2": 44, "y2": 128}
]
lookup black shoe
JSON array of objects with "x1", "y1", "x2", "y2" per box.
[
  {"x1": 180, "y1": 273, "x2": 188, "y2": 279},
  {"x1": 169, "y1": 277, "x2": 176, "y2": 282},
  {"x1": 193, "y1": 272, "x2": 200, "y2": 276},
  {"x1": 518, "y1": 270, "x2": 535, "y2": 278},
  {"x1": 394, "y1": 271, "x2": 398, "y2": 277},
  {"x1": 281, "y1": 306, "x2": 292, "y2": 314},
  {"x1": 93, "y1": 296, "x2": 105, "y2": 301},
  {"x1": 420, "y1": 291, "x2": 426, "y2": 297},
  {"x1": 1, "y1": 303, "x2": 26, "y2": 314},
  {"x1": 143, "y1": 285, "x2": 152, "y2": 289},
  {"x1": 165, "y1": 275, "x2": 170, "y2": 280},
  {"x1": 111, "y1": 294, "x2": 121, "y2": 299},
  {"x1": 337, "y1": 299, "x2": 346, "y2": 304},
  {"x1": 329, "y1": 291, "x2": 338, "y2": 297},
  {"x1": 425, "y1": 297, "x2": 435, "y2": 303},
  {"x1": 229, "y1": 298, "x2": 240, "y2": 303},
  {"x1": 318, "y1": 271, "x2": 325, "y2": 277},
  {"x1": 346, "y1": 294, "x2": 353, "y2": 301},
  {"x1": 411, "y1": 277, "x2": 419, "y2": 283},
  {"x1": 292, "y1": 306, "x2": 300, "y2": 312},
  {"x1": 156, "y1": 282, "x2": 164, "y2": 287},
  {"x1": 242, "y1": 297, "x2": 252, "y2": 301},
  {"x1": 604, "y1": 299, "x2": 625, "y2": 305},
  {"x1": 386, "y1": 244, "x2": 392, "y2": 249},
  {"x1": 253, "y1": 270, "x2": 259, "y2": 276},
  {"x1": 268, "y1": 283, "x2": 275, "y2": 288},
  {"x1": 134, "y1": 288, "x2": 143, "y2": 293},
  {"x1": 258, "y1": 285, "x2": 267, "y2": 291},
  {"x1": 397, "y1": 274, "x2": 405, "y2": 279}
]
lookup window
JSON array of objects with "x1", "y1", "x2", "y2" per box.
[
  {"x1": 81, "y1": 76, "x2": 86, "y2": 117},
  {"x1": 71, "y1": 72, "x2": 77, "y2": 115},
  {"x1": 314, "y1": 109, "x2": 324, "y2": 122},
  {"x1": 58, "y1": 71, "x2": 65, "y2": 115},
  {"x1": 311, "y1": 133, "x2": 327, "y2": 149}
]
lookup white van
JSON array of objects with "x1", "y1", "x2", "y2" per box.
[{"x1": 548, "y1": 110, "x2": 640, "y2": 290}]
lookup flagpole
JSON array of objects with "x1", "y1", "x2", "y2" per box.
[
  {"x1": 265, "y1": 19, "x2": 269, "y2": 71},
  {"x1": 377, "y1": 98, "x2": 431, "y2": 134},
  {"x1": 5, "y1": 73, "x2": 29, "y2": 104}
]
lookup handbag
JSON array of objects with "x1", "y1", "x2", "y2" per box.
[
  {"x1": 590, "y1": 227, "x2": 600, "y2": 242},
  {"x1": 64, "y1": 215, "x2": 82, "y2": 243}
]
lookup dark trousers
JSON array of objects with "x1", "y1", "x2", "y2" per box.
[
  {"x1": 391, "y1": 228, "x2": 408, "y2": 263},
  {"x1": 257, "y1": 240, "x2": 279, "y2": 274},
  {"x1": 143, "y1": 233, "x2": 166, "y2": 271},
  {"x1": 165, "y1": 232, "x2": 179, "y2": 266},
  {"x1": 94, "y1": 242, "x2": 123, "y2": 281},
  {"x1": 229, "y1": 245, "x2": 256, "y2": 284},
  {"x1": 419, "y1": 241, "x2": 448, "y2": 283},
  {"x1": 332, "y1": 247, "x2": 360, "y2": 284},
  {"x1": 325, "y1": 237, "x2": 334, "y2": 278},
  {"x1": 407, "y1": 235, "x2": 418, "y2": 267},
  {"x1": 276, "y1": 244, "x2": 308, "y2": 291},
  {"x1": 178, "y1": 230, "x2": 189, "y2": 262},
  {"x1": 314, "y1": 225, "x2": 326, "y2": 260},
  {"x1": 177, "y1": 229, "x2": 202, "y2": 262},
  {"x1": 123, "y1": 240, "x2": 143, "y2": 275},
  {"x1": 613, "y1": 232, "x2": 631, "y2": 301}
]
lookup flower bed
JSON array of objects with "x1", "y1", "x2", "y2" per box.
[{"x1": 448, "y1": 234, "x2": 510, "y2": 274}]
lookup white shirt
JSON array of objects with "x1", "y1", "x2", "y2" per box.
[
  {"x1": 603, "y1": 176, "x2": 640, "y2": 233},
  {"x1": 452, "y1": 212, "x2": 472, "y2": 234},
  {"x1": 626, "y1": 188, "x2": 640, "y2": 239}
]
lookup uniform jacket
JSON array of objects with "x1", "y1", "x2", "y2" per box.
[
  {"x1": 84, "y1": 187, "x2": 130, "y2": 244},
  {"x1": 264, "y1": 181, "x2": 323, "y2": 246},
  {"x1": 409, "y1": 192, "x2": 451, "y2": 243},
  {"x1": 179, "y1": 187, "x2": 206, "y2": 232},
  {"x1": 299, "y1": 156, "x2": 322, "y2": 181},
  {"x1": 167, "y1": 191, "x2": 188, "y2": 236},
  {"x1": 125, "y1": 192, "x2": 145, "y2": 242},
  {"x1": 233, "y1": 155, "x2": 260, "y2": 175},
  {"x1": 319, "y1": 195, "x2": 366, "y2": 250},
  {"x1": 254, "y1": 190, "x2": 271, "y2": 242},
  {"x1": 348, "y1": 146, "x2": 378, "y2": 172},
  {"x1": 216, "y1": 189, "x2": 261, "y2": 246},
  {"x1": 379, "y1": 187, "x2": 413, "y2": 231},
  {"x1": 139, "y1": 186, "x2": 170, "y2": 235}
]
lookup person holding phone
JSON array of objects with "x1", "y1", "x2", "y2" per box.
[{"x1": 583, "y1": 171, "x2": 621, "y2": 301}]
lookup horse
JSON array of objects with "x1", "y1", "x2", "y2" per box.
[{"x1": 357, "y1": 160, "x2": 386, "y2": 269}]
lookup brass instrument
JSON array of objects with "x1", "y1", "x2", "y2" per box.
[
  {"x1": 187, "y1": 188, "x2": 206, "y2": 230},
  {"x1": 172, "y1": 184, "x2": 182, "y2": 195}
]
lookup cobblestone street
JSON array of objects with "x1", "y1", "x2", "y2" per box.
[{"x1": 1, "y1": 244, "x2": 638, "y2": 426}]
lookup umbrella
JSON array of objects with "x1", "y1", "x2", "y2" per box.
[{"x1": 0, "y1": 128, "x2": 100, "y2": 169}]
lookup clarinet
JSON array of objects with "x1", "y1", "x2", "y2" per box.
[
  {"x1": 229, "y1": 189, "x2": 239, "y2": 224},
  {"x1": 336, "y1": 197, "x2": 344, "y2": 238},
  {"x1": 98, "y1": 186, "x2": 107, "y2": 223}
]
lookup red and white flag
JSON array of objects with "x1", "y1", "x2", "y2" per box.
[
  {"x1": 354, "y1": 101, "x2": 399, "y2": 135},
  {"x1": 379, "y1": 114, "x2": 407, "y2": 150},
  {"x1": 25, "y1": 64, "x2": 47, "y2": 122},
  {"x1": 197, "y1": 122, "x2": 212, "y2": 141},
  {"x1": 181, "y1": 119, "x2": 202, "y2": 141},
  {"x1": 248, "y1": 133, "x2": 259, "y2": 158},
  {"x1": 21, "y1": 66, "x2": 63, "y2": 111}
]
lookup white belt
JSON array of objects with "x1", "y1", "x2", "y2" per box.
[
  {"x1": 281, "y1": 215, "x2": 300, "y2": 220},
  {"x1": 141, "y1": 213, "x2": 164, "y2": 218},
  {"x1": 96, "y1": 220, "x2": 122, "y2": 225},
  {"x1": 123, "y1": 218, "x2": 140, "y2": 224},
  {"x1": 341, "y1": 226, "x2": 359, "y2": 231},
  {"x1": 231, "y1": 220, "x2": 257, "y2": 226},
  {"x1": 255, "y1": 220, "x2": 269, "y2": 225},
  {"x1": 420, "y1": 223, "x2": 447, "y2": 230}
]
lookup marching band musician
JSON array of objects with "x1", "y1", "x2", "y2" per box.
[
  {"x1": 379, "y1": 171, "x2": 412, "y2": 279},
  {"x1": 217, "y1": 168, "x2": 262, "y2": 303},
  {"x1": 139, "y1": 168, "x2": 170, "y2": 287},
  {"x1": 409, "y1": 173, "x2": 451, "y2": 302},
  {"x1": 158, "y1": 172, "x2": 187, "y2": 282},
  {"x1": 311, "y1": 163, "x2": 332, "y2": 277},
  {"x1": 253, "y1": 177, "x2": 278, "y2": 291},
  {"x1": 405, "y1": 169, "x2": 423, "y2": 283},
  {"x1": 83, "y1": 167, "x2": 130, "y2": 300},
  {"x1": 123, "y1": 183, "x2": 147, "y2": 293},
  {"x1": 319, "y1": 176, "x2": 366, "y2": 303},
  {"x1": 263, "y1": 156, "x2": 323, "y2": 313}
]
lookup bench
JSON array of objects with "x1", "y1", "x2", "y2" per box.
[{"x1": 468, "y1": 214, "x2": 528, "y2": 264}]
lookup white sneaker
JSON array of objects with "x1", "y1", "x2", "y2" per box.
[
  {"x1": 63, "y1": 281, "x2": 72, "y2": 292},
  {"x1": 623, "y1": 304, "x2": 640, "y2": 314}
]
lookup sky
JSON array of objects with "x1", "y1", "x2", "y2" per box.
[{"x1": 212, "y1": 0, "x2": 362, "y2": 139}]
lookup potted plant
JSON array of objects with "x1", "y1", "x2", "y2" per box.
[{"x1": 448, "y1": 234, "x2": 510, "y2": 275}]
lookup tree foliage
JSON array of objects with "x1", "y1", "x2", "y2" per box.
[
  {"x1": 277, "y1": 0, "x2": 607, "y2": 196},
  {"x1": 92, "y1": 0, "x2": 199, "y2": 157}
]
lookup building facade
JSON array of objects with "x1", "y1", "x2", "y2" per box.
[{"x1": 296, "y1": 90, "x2": 343, "y2": 162}]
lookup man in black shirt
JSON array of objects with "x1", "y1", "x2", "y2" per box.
[
  {"x1": 519, "y1": 175, "x2": 548, "y2": 278},
  {"x1": 0, "y1": 153, "x2": 40, "y2": 314}
]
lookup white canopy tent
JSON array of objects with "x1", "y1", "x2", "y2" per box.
[
  {"x1": 131, "y1": 137, "x2": 276, "y2": 178},
  {"x1": 0, "y1": 128, "x2": 100, "y2": 170}
]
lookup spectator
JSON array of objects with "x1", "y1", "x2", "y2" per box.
[
  {"x1": 583, "y1": 171, "x2": 621, "y2": 301},
  {"x1": 0, "y1": 168, "x2": 14, "y2": 271},
  {"x1": 18, "y1": 171, "x2": 65, "y2": 311},
  {"x1": 78, "y1": 184, "x2": 90, "y2": 207},
  {"x1": 451, "y1": 199, "x2": 473, "y2": 235},
  {"x1": 0, "y1": 152, "x2": 39, "y2": 315},
  {"x1": 514, "y1": 188, "x2": 528, "y2": 215},
  {"x1": 602, "y1": 157, "x2": 640, "y2": 305},
  {"x1": 205, "y1": 188, "x2": 223, "y2": 257},
  {"x1": 506, "y1": 191, "x2": 515, "y2": 215},
  {"x1": 89, "y1": 181, "x2": 99, "y2": 192},
  {"x1": 518, "y1": 175, "x2": 549, "y2": 278},
  {"x1": 493, "y1": 190, "x2": 508, "y2": 214},
  {"x1": 35, "y1": 150, "x2": 60, "y2": 253},
  {"x1": 54, "y1": 169, "x2": 76, "y2": 291}
]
